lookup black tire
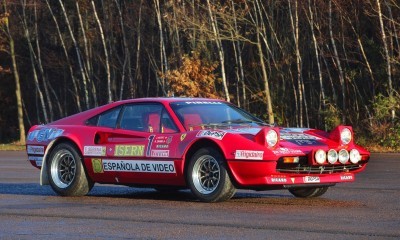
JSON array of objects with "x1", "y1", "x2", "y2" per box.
[
  {"x1": 289, "y1": 187, "x2": 329, "y2": 198},
  {"x1": 47, "y1": 142, "x2": 94, "y2": 196},
  {"x1": 187, "y1": 147, "x2": 236, "y2": 202}
]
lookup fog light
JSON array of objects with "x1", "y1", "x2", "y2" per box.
[
  {"x1": 338, "y1": 149, "x2": 349, "y2": 164},
  {"x1": 349, "y1": 149, "x2": 361, "y2": 164},
  {"x1": 327, "y1": 149, "x2": 338, "y2": 164},
  {"x1": 315, "y1": 149, "x2": 326, "y2": 165}
]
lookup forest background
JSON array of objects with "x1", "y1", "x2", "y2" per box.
[{"x1": 0, "y1": 0, "x2": 399, "y2": 151}]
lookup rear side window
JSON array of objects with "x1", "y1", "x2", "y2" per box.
[{"x1": 86, "y1": 107, "x2": 121, "y2": 128}]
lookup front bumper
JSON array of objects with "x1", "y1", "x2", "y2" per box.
[{"x1": 227, "y1": 160, "x2": 364, "y2": 188}]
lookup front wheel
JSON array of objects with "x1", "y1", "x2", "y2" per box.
[
  {"x1": 289, "y1": 187, "x2": 329, "y2": 198},
  {"x1": 187, "y1": 147, "x2": 236, "y2": 202},
  {"x1": 47, "y1": 143, "x2": 94, "y2": 196}
]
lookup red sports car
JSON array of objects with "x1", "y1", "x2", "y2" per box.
[{"x1": 26, "y1": 98, "x2": 370, "y2": 202}]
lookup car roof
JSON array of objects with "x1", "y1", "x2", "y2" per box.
[
  {"x1": 114, "y1": 97, "x2": 226, "y2": 104},
  {"x1": 48, "y1": 97, "x2": 227, "y2": 126}
]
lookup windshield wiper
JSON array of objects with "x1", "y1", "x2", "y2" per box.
[{"x1": 221, "y1": 119, "x2": 253, "y2": 124}]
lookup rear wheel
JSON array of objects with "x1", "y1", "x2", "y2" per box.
[
  {"x1": 289, "y1": 187, "x2": 329, "y2": 198},
  {"x1": 47, "y1": 143, "x2": 94, "y2": 196},
  {"x1": 187, "y1": 147, "x2": 236, "y2": 202}
]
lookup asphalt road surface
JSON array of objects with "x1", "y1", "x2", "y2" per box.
[{"x1": 0, "y1": 151, "x2": 399, "y2": 239}]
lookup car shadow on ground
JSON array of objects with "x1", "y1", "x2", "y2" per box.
[
  {"x1": 0, "y1": 183, "x2": 289, "y2": 200},
  {"x1": 0, "y1": 183, "x2": 363, "y2": 207},
  {"x1": 0, "y1": 183, "x2": 55, "y2": 196}
]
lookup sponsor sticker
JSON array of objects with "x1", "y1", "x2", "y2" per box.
[
  {"x1": 84, "y1": 146, "x2": 106, "y2": 156},
  {"x1": 281, "y1": 128, "x2": 311, "y2": 133},
  {"x1": 225, "y1": 128, "x2": 262, "y2": 135},
  {"x1": 114, "y1": 145, "x2": 145, "y2": 156},
  {"x1": 286, "y1": 139, "x2": 325, "y2": 146},
  {"x1": 101, "y1": 159, "x2": 176, "y2": 173},
  {"x1": 185, "y1": 101, "x2": 222, "y2": 105},
  {"x1": 28, "y1": 156, "x2": 43, "y2": 167},
  {"x1": 196, "y1": 130, "x2": 226, "y2": 140},
  {"x1": 303, "y1": 176, "x2": 320, "y2": 183},
  {"x1": 27, "y1": 130, "x2": 39, "y2": 141},
  {"x1": 92, "y1": 158, "x2": 104, "y2": 173},
  {"x1": 272, "y1": 148, "x2": 303, "y2": 155},
  {"x1": 150, "y1": 150, "x2": 170, "y2": 158},
  {"x1": 270, "y1": 177, "x2": 287, "y2": 183},
  {"x1": 28, "y1": 128, "x2": 64, "y2": 142},
  {"x1": 156, "y1": 144, "x2": 169, "y2": 149},
  {"x1": 340, "y1": 175, "x2": 353, "y2": 181},
  {"x1": 280, "y1": 133, "x2": 320, "y2": 140},
  {"x1": 27, "y1": 145, "x2": 45, "y2": 155},
  {"x1": 180, "y1": 133, "x2": 186, "y2": 141},
  {"x1": 234, "y1": 150, "x2": 264, "y2": 160},
  {"x1": 154, "y1": 136, "x2": 173, "y2": 144}
]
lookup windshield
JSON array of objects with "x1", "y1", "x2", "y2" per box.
[{"x1": 170, "y1": 101, "x2": 267, "y2": 130}]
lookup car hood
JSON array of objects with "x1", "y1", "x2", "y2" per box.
[{"x1": 225, "y1": 126, "x2": 330, "y2": 149}]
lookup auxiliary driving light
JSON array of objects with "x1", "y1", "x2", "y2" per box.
[
  {"x1": 315, "y1": 149, "x2": 326, "y2": 165},
  {"x1": 338, "y1": 149, "x2": 349, "y2": 164},
  {"x1": 327, "y1": 149, "x2": 338, "y2": 164},
  {"x1": 349, "y1": 149, "x2": 361, "y2": 164}
]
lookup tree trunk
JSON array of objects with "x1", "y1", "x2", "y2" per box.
[
  {"x1": 133, "y1": 0, "x2": 144, "y2": 98},
  {"x1": 257, "y1": 30, "x2": 274, "y2": 124},
  {"x1": 46, "y1": 0, "x2": 82, "y2": 113},
  {"x1": 91, "y1": 0, "x2": 111, "y2": 103},
  {"x1": 154, "y1": 0, "x2": 168, "y2": 96},
  {"x1": 2, "y1": 0, "x2": 25, "y2": 144},
  {"x1": 76, "y1": 1, "x2": 97, "y2": 106},
  {"x1": 206, "y1": 0, "x2": 230, "y2": 102},
  {"x1": 329, "y1": 0, "x2": 346, "y2": 123},
  {"x1": 20, "y1": 1, "x2": 49, "y2": 123},
  {"x1": 33, "y1": 2, "x2": 56, "y2": 121},
  {"x1": 308, "y1": 0, "x2": 326, "y2": 129},
  {"x1": 377, "y1": 0, "x2": 395, "y2": 120},
  {"x1": 289, "y1": 0, "x2": 305, "y2": 127},
  {"x1": 58, "y1": 0, "x2": 90, "y2": 109}
]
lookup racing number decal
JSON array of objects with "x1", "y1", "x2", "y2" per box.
[{"x1": 147, "y1": 135, "x2": 155, "y2": 157}]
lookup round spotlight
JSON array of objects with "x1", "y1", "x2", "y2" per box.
[
  {"x1": 338, "y1": 149, "x2": 349, "y2": 164},
  {"x1": 266, "y1": 129, "x2": 278, "y2": 147},
  {"x1": 327, "y1": 149, "x2": 338, "y2": 164},
  {"x1": 349, "y1": 149, "x2": 361, "y2": 164},
  {"x1": 315, "y1": 149, "x2": 326, "y2": 165},
  {"x1": 340, "y1": 128, "x2": 352, "y2": 145}
]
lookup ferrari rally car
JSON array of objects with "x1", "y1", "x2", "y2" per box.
[{"x1": 26, "y1": 98, "x2": 370, "y2": 202}]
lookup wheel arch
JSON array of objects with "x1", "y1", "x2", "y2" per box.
[
  {"x1": 40, "y1": 137, "x2": 85, "y2": 186},
  {"x1": 182, "y1": 139, "x2": 236, "y2": 186}
]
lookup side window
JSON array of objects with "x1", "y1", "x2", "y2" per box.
[
  {"x1": 119, "y1": 105, "x2": 145, "y2": 131},
  {"x1": 96, "y1": 107, "x2": 121, "y2": 128},
  {"x1": 161, "y1": 110, "x2": 178, "y2": 133},
  {"x1": 119, "y1": 103, "x2": 178, "y2": 133}
]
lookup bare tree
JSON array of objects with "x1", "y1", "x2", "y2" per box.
[
  {"x1": 377, "y1": 0, "x2": 395, "y2": 120},
  {"x1": 58, "y1": 0, "x2": 90, "y2": 109},
  {"x1": 91, "y1": 0, "x2": 112, "y2": 103},
  {"x1": 1, "y1": 0, "x2": 25, "y2": 143},
  {"x1": 206, "y1": 0, "x2": 230, "y2": 102},
  {"x1": 329, "y1": 0, "x2": 346, "y2": 123},
  {"x1": 45, "y1": 0, "x2": 82, "y2": 112}
]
